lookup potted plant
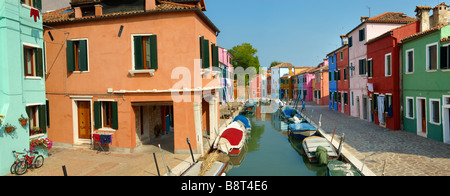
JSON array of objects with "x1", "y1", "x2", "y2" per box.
[
  {"x1": 31, "y1": 126, "x2": 42, "y2": 135},
  {"x1": 18, "y1": 115, "x2": 28, "y2": 126},
  {"x1": 4, "y1": 123, "x2": 17, "y2": 133}
]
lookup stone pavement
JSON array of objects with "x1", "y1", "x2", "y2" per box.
[{"x1": 300, "y1": 102, "x2": 450, "y2": 176}]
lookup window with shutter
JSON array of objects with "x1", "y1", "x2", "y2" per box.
[
  {"x1": 23, "y1": 45, "x2": 44, "y2": 78},
  {"x1": 441, "y1": 45, "x2": 450, "y2": 70},
  {"x1": 67, "y1": 39, "x2": 89, "y2": 72},
  {"x1": 94, "y1": 101, "x2": 119, "y2": 130},
  {"x1": 203, "y1": 39, "x2": 210, "y2": 68},
  {"x1": 132, "y1": 35, "x2": 158, "y2": 73}
]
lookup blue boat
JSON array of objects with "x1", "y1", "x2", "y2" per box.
[
  {"x1": 233, "y1": 115, "x2": 251, "y2": 133},
  {"x1": 283, "y1": 109, "x2": 298, "y2": 119},
  {"x1": 288, "y1": 122, "x2": 317, "y2": 140}
]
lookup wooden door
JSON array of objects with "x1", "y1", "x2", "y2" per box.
[
  {"x1": 421, "y1": 99, "x2": 427, "y2": 134},
  {"x1": 78, "y1": 101, "x2": 91, "y2": 139}
]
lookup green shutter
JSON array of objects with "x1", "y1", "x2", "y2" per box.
[
  {"x1": 35, "y1": 48, "x2": 43, "y2": 77},
  {"x1": 203, "y1": 39, "x2": 210, "y2": 68},
  {"x1": 199, "y1": 36, "x2": 204, "y2": 63},
  {"x1": 38, "y1": 105, "x2": 47, "y2": 133},
  {"x1": 214, "y1": 45, "x2": 219, "y2": 67},
  {"x1": 66, "y1": 40, "x2": 75, "y2": 71},
  {"x1": 150, "y1": 35, "x2": 158, "y2": 70},
  {"x1": 111, "y1": 102, "x2": 118, "y2": 130},
  {"x1": 78, "y1": 40, "x2": 88, "y2": 71},
  {"x1": 134, "y1": 36, "x2": 143, "y2": 70},
  {"x1": 211, "y1": 43, "x2": 215, "y2": 67},
  {"x1": 46, "y1": 100, "x2": 50, "y2": 127},
  {"x1": 94, "y1": 101, "x2": 101, "y2": 129}
]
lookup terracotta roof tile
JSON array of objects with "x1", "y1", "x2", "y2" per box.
[{"x1": 402, "y1": 23, "x2": 450, "y2": 43}]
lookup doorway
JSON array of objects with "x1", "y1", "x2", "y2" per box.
[
  {"x1": 443, "y1": 95, "x2": 450, "y2": 143},
  {"x1": 416, "y1": 98, "x2": 427, "y2": 137},
  {"x1": 77, "y1": 101, "x2": 91, "y2": 140},
  {"x1": 363, "y1": 96, "x2": 368, "y2": 120},
  {"x1": 356, "y1": 96, "x2": 360, "y2": 118}
]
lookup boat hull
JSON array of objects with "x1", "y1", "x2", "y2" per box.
[{"x1": 302, "y1": 136, "x2": 338, "y2": 163}]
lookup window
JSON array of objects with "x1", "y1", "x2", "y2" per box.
[
  {"x1": 26, "y1": 104, "x2": 47, "y2": 136},
  {"x1": 441, "y1": 45, "x2": 450, "y2": 70},
  {"x1": 430, "y1": 99, "x2": 441, "y2": 124},
  {"x1": 427, "y1": 43, "x2": 438, "y2": 71},
  {"x1": 351, "y1": 92, "x2": 354, "y2": 106},
  {"x1": 384, "y1": 94, "x2": 393, "y2": 114},
  {"x1": 385, "y1": 53, "x2": 392, "y2": 76},
  {"x1": 359, "y1": 28, "x2": 365, "y2": 42},
  {"x1": 21, "y1": 0, "x2": 42, "y2": 9},
  {"x1": 23, "y1": 45, "x2": 43, "y2": 77},
  {"x1": 133, "y1": 35, "x2": 158, "y2": 70},
  {"x1": 344, "y1": 68, "x2": 347, "y2": 80},
  {"x1": 344, "y1": 93, "x2": 348, "y2": 105},
  {"x1": 94, "y1": 101, "x2": 118, "y2": 130},
  {"x1": 406, "y1": 49, "x2": 414, "y2": 73},
  {"x1": 406, "y1": 97, "x2": 414, "y2": 119},
  {"x1": 338, "y1": 92, "x2": 342, "y2": 103},
  {"x1": 367, "y1": 59, "x2": 373, "y2": 78},
  {"x1": 349, "y1": 36, "x2": 353, "y2": 47},
  {"x1": 329, "y1": 72, "x2": 332, "y2": 81},
  {"x1": 67, "y1": 39, "x2": 88, "y2": 72},
  {"x1": 340, "y1": 52, "x2": 343, "y2": 61},
  {"x1": 359, "y1": 59, "x2": 366, "y2": 75}
]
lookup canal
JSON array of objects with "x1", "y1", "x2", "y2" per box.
[{"x1": 226, "y1": 106, "x2": 326, "y2": 176}]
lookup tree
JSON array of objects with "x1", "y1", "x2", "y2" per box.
[
  {"x1": 228, "y1": 43, "x2": 261, "y2": 74},
  {"x1": 269, "y1": 61, "x2": 283, "y2": 69}
]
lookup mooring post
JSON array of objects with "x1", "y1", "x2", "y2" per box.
[
  {"x1": 187, "y1": 138, "x2": 195, "y2": 163},
  {"x1": 62, "y1": 165, "x2": 67, "y2": 176},
  {"x1": 153, "y1": 152, "x2": 160, "y2": 176},
  {"x1": 158, "y1": 144, "x2": 169, "y2": 175}
]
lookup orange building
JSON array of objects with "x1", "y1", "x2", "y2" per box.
[
  {"x1": 43, "y1": 0, "x2": 220, "y2": 154},
  {"x1": 312, "y1": 60, "x2": 329, "y2": 105}
]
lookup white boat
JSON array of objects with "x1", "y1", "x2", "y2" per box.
[
  {"x1": 302, "y1": 136, "x2": 338, "y2": 163},
  {"x1": 213, "y1": 124, "x2": 246, "y2": 156},
  {"x1": 181, "y1": 161, "x2": 228, "y2": 176}
]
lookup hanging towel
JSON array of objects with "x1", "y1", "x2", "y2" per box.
[
  {"x1": 100, "y1": 134, "x2": 112, "y2": 144},
  {"x1": 93, "y1": 134, "x2": 100, "y2": 142}
]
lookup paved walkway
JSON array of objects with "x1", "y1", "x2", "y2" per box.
[{"x1": 300, "y1": 102, "x2": 450, "y2": 176}]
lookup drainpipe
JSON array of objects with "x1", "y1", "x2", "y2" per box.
[{"x1": 399, "y1": 40, "x2": 404, "y2": 131}]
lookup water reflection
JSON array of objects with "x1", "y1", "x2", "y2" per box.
[{"x1": 226, "y1": 106, "x2": 326, "y2": 176}]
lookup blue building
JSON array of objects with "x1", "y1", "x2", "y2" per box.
[
  {"x1": 327, "y1": 52, "x2": 338, "y2": 110},
  {"x1": 0, "y1": 0, "x2": 47, "y2": 175}
]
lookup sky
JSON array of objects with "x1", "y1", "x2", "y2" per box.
[{"x1": 204, "y1": 0, "x2": 441, "y2": 68}]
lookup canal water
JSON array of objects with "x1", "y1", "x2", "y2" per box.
[{"x1": 226, "y1": 106, "x2": 326, "y2": 176}]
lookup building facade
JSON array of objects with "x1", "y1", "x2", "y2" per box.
[
  {"x1": 43, "y1": 0, "x2": 220, "y2": 154},
  {"x1": 336, "y1": 44, "x2": 350, "y2": 115},
  {"x1": 327, "y1": 51, "x2": 338, "y2": 111},
  {"x1": 367, "y1": 21, "x2": 419, "y2": 131},
  {"x1": 401, "y1": 4, "x2": 450, "y2": 143},
  {"x1": 0, "y1": 0, "x2": 47, "y2": 175},
  {"x1": 219, "y1": 47, "x2": 234, "y2": 104},
  {"x1": 270, "y1": 63, "x2": 295, "y2": 99},
  {"x1": 347, "y1": 12, "x2": 415, "y2": 120},
  {"x1": 312, "y1": 60, "x2": 329, "y2": 106}
]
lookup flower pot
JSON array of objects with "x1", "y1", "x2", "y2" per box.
[
  {"x1": 20, "y1": 120, "x2": 27, "y2": 126},
  {"x1": 5, "y1": 127, "x2": 14, "y2": 133}
]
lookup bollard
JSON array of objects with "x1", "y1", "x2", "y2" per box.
[
  {"x1": 153, "y1": 152, "x2": 160, "y2": 176},
  {"x1": 62, "y1": 165, "x2": 68, "y2": 176},
  {"x1": 186, "y1": 138, "x2": 195, "y2": 163}
]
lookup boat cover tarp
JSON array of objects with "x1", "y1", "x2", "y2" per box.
[
  {"x1": 316, "y1": 146, "x2": 329, "y2": 165},
  {"x1": 233, "y1": 115, "x2": 251, "y2": 128},
  {"x1": 220, "y1": 128, "x2": 244, "y2": 146},
  {"x1": 283, "y1": 109, "x2": 297, "y2": 118},
  {"x1": 327, "y1": 160, "x2": 361, "y2": 176},
  {"x1": 289, "y1": 123, "x2": 316, "y2": 131}
]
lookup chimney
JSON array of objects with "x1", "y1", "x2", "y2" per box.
[
  {"x1": 360, "y1": 16, "x2": 369, "y2": 23},
  {"x1": 415, "y1": 6, "x2": 431, "y2": 32},
  {"x1": 145, "y1": 0, "x2": 156, "y2": 11},
  {"x1": 432, "y1": 3, "x2": 449, "y2": 27},
  {"x1": 74, "y1": 7, "x2": 82, "y2": 19},
  {"x1": 95, "y1": 4, "x2": 103, "y2": 16}
]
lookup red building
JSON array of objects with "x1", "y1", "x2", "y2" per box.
[
  {"x1": 366, "y1": 21, "x2": 419, "y2": 130},
  {"x1": 336, "y1": 44, "x2": 350, "y2": 115}
]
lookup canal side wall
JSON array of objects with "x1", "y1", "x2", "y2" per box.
[{"x1": 299, "y1": 110, "x2": 377, "y2": 176}]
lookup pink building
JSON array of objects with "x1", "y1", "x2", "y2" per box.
[
  {"x1": 302, "y1": 67, "x2": 316, "y2": 102},
  {"x1": 218, "y1": 47, "x2": 234, "y2": 104},
  {"x1": 346, "y1": 12, "x2": 415, "y2": 120},
  {"x1": 249, "y1": 74, "x2": 262, "y2": 99}
]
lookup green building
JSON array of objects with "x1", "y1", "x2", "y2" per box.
[
  {"x1": 0, "y1": 0, "x2": 47, "y2": 175},
  {"x1": 401, "y1": 4, "x2": 450, "y2": 143}
]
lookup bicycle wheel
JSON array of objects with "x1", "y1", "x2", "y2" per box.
[
  {"x1": 10, "y1": 162, "x2": 17, "y2": 174},
  {"x1": 14, "y1": 160, "x2": 28, "y2": 175},
  {"x1": 34, "y1": 155, "x2": 44, "y2": 168}
]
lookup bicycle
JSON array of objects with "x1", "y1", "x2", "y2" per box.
[
  {"x1": 10, "y1": 150, "x2": 26, "y2": 174},
  {"x1": 14, "y1": 149, "x2": 44, "y2": 175}
]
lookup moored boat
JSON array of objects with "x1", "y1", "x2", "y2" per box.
[
  {"x1": 326, "y1": 160, "x2": 361, "y2": 176},
  {"x1": 213, "y1": 127, "x2": 246, "y2": 156},
  {"x1": 233, "y1": 115, "x2": 251, "y2": 133},
  {"x1": 288, "y1": 122, "x2": 317, "y2": 140},
  {"x1": 302, "y1": 136, "x2": 338, "y2": 164}
]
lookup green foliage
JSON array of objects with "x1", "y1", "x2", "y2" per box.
[
  {"x1": 229, "y1": 43, "x2": 261, "y2": 73},
  {"x1": 269, "y1": 61, "x2": 283, "y2": 69}
]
